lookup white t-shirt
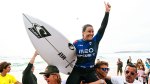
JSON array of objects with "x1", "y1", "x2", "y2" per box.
[
  {"x1": 137, "y1": 70, "x2": 146, "y2": 82},
  {"x1": 61, "y1": 80, "x2": 66, "y2": 84},
  {"x1": 111, "y1": 76, "x2": 142, "y2": 84}
]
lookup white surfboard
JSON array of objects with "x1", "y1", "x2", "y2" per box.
[{"x1": 23, "y1": 14, "x2": 76, "y2": 75}]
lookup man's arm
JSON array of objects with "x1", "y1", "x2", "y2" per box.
[
  {"x1": 30, "y1": 50, "x2": 38, "y2": 64},
  {"x1": 23, "y1": 50, "x2": 38, "y2": 74}
]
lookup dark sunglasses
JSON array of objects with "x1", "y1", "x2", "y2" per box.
[
  {"x1": 125, "y1": 70, "x2": 135, "y2": 75},
  {"x1": 44, "y1": 74, "x2": 50, "y2": 78},
  {"x1": 44, "y1": 74, "x2": 55, "y2": 78},
  {"x1": 101, "y1": 68, "x2": 109, "y2": 71}
]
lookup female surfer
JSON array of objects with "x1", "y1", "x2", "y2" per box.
[{"x1": 66, "y1": 2, "x2": 111, "y2": 84}]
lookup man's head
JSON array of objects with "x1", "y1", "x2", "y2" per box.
[
  {"x1": 95, "y1": 61, "x2": 109, "y2": 78},
  {"x1": 124, "y1": 63, "x2": 138, "y2": 83},
  {"x1": 39, "y1": 65, "x2": 61, "y2": 84},
  {"x1": 0, "y1": 61, "x2": 11, "y2": 73}
]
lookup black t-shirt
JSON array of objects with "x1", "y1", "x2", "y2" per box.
[
  {"x1": 105, "y1": 78, "x2": 113, "y2": 84},
  {"x1": 22, "y1": 63, "x2": 37, "y2": 84}
]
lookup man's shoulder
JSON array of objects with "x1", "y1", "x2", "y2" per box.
[
  {"x1": 6, "y1": 74, "x2": 15, "y2": 77},
  {"x1": 5, "y1": 74, "x2": 16, "y2": 80},
  {"x1": 0, "y1": 74, "x2": 12, "y2": 78}
]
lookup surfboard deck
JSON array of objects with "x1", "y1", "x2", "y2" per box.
[{"x1": 23, "y1": 14, "x2": 76, "y2": 75}]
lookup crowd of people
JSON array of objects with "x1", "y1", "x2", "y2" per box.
[
  {"x1": 1, "y1": 54, "x2": 150, "y2": 84},
  {"x1": 0, "y1": 1, "x2": 150, "y2": 84},
  {"x1": 115, "y1": 56, "x2": 150, "y2": 84}
]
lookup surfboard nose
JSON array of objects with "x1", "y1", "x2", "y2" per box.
[{"x1": 23, "y1": 14, "x2": 76, "y2": 75}]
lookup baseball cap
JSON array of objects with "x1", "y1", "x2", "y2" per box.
[{"x1": 39, "y1": 65, "x2": 59, "y2": 74}]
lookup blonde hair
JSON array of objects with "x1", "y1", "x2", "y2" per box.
[{"x1": 54, "y1": 73, "x2": 61, "y2": 84}]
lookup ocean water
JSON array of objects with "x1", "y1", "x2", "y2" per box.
[{"x1": 0, "y1": 52, "x2": 150, "y2": 83}]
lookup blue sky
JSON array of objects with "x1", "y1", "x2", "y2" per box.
[{"x1": 0, "y1": 0, "x2": 150, "y2": 56}]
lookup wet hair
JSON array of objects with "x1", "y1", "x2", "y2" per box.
[
  {"x1": 0, "y1": 61, "x2": 11, "y2": 72},
  {"x1": 95, "y1": 61, "x2": 108, "y2": 68},
  {"x1": 125, "y1": 63, "x2": 137, "y2": 72},
  {"x1": 82, "y1": 24, "x2": 93, "y2": 32}
]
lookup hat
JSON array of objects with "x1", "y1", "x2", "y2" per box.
[{"x1": 39, "y1": 65, "x2": 59, "y2": 74}]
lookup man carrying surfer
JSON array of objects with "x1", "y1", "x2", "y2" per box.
[
  {"x1": 66, "y1": 2, "x2": 111, "y2": 84},
  {"x1": 81, "y1": 61, "x2": 112, "y2": 84}
]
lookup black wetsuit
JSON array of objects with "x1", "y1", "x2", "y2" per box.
[
  {"x1": 117, "y1": 61, "x2": 123, "y2": 74},
  {"x1": 22, "y1": 63, "x2": 37, "y2": 84}
]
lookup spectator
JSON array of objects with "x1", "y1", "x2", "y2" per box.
[
  {"x1": 39, "y1": 65, "x2": 66, "y2": 84},
  {"x1": 117, "y1": 58, "x2": 123, "y2": 76},
  {"x1": 127, "y1": 56, "x2": 132, "y2": 65},
  {"x1": 111, "y1": 63, "x2": 141, "y2": 84},
  {"x1": 0, "y1": 61, "x2": 21, "y2": 84},
  {"x1": 22, "y1": 50, "x2": 38, "y2": 84}
]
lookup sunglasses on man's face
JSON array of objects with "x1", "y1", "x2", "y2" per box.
[
  {"x1": 125, "y1": 70, "x2": 136, "y2": 75},
  {"x1": 101, "y1": 68, "x2": 109, "y2": 71},
  {"x1": 44, "y1": 74, "x2": 50, "y2": 78},
  {"x1": 44, "y1": 74, "x2": 56, "y2": 78}
]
